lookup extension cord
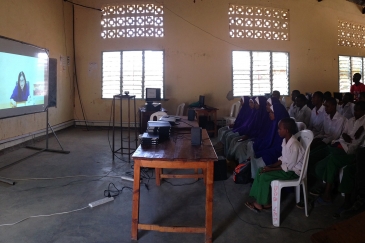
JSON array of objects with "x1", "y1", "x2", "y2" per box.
[
  {"x1": 88, "y1": 197, "x2": 114, "y2": 208},
  {"x1": 121, "y1": 175, "x2": 134, "y2": 182}
]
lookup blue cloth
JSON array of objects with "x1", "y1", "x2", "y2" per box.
[
  {"x1": 10, "y1": 82, "x2": 30, "y2": 102},
  {"x1": 253, "y1": 98, "x2": 289, "y2": 165},
  {"x1": 232, "y1": 96, "x2": 256, "y2": 135},
  {"x1": 246, "y1": 96, "x2": 270, "y2": 138},
  {"x1": 232, "y1": 96, "x2": 252, "y2": 130}
]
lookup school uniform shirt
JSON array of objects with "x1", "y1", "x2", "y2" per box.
[
  {"x1": 288, "y1": 102, "x2": 297, "y2": 118},
  {"x1": 334, "y1": 115, "x2": 365, "y2": 154},
  {"x1": 279, "y1": 136, "x2": 305, "y2": 176},
  {"x1": 309, "y1": 105, "x2": 325, "y2": 137},
  {"x1": 338, "y1": 102, "x2": 355, "y2": 119},
  {"x1": 316, "y1": 111, "x2": 346, "y2": 144},
  {"x1": 293, "y1": 105, "x2": 311, "y2": 127}
]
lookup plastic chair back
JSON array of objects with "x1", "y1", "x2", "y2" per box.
[
  {"x1": 176, "y1": 103, "x2": 185, "y2": 116},
  {"x1": 295, "y1": 130, "x2": 313, "y2": 183},
  {"x1": 295, "y1": 122, "x2": 307, "y2": 132},
  {"x1": 230, "y1": 101, "x2": 241, "y2": 117},
  {"x1": 150, "y1": 111, "x2": 167, "y2": 121}
]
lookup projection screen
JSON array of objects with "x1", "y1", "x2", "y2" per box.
[{"x1": 0, "y1": 36, "x2": 49, "y2": 119}]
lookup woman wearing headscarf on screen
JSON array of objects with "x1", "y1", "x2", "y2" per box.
[{"x1": 10, "y1": 71, "x2": 30, "y2": 107}]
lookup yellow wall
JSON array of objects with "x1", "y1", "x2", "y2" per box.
[
  {"x1": 73, "y1": 0, "x2": 365, "y2": 121},
  {"x1": 2, "y1": 0, "x2": 365, "y2": 143},
  {"x1": 0, "y1": 0, "x2": 74, "y2": 142}
]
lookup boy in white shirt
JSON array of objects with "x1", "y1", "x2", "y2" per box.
[
  {"x1": 338, "y1": 93, "x2": 355, "y2": 119},
  {"x1": 293, "y1": 94, "x2": 312, "y2": 127},
  {"x1": 308, "y1": 91, "x2": 325, "y2": 137},
  {"x1": 245, "y1": 118, "x2": 305, "y2": 212},
  {"x1": 314, "y1": 101, "x2": 365, "y2": 207},
  {"x1": 288, "y1": 90, "x2": 300, "y2": 117}
]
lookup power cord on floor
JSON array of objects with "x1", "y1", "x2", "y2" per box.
[
  {"x1": 222, "y1": 181, "x2": 325, "y2": 233},
  {"x1": 0, "y1": 206, "x2": 89, "y2": 227},
  {"x1": 104, "y1": 182, "x2": 132, "y2": 198}
]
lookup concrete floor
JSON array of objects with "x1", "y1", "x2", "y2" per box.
[{"x1": 0, "y1": 126, "x2": 358, "y2": 243}]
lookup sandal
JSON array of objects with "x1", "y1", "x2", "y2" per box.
[{"x1": 245, "y1": 202, "x2": 269, "y2": 213}]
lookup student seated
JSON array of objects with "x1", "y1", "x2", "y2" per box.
[
  {"x1": 307, "y1": 97, "x2": 346, "y2": 184},
  {"x1": 215, "y1": 96, "x2": 251, "y2": 151},
  {"x1": 272, "y1": 90, "x2": 286, "y2": 107},
  {"x1": 224, "y1": 98, "x2": 256, "y2": 154},
  {"x1": 338, "y1": 93, "x2": 355, "y2": 119},
  {"x1": 308, "y1": 91, "x2": 325, "y2": 137},
  {"x1": 247, "y1": 98, "x2": 289, "y2": 177},
  {"x1": 245, "y1": 118, "x2": 304, "y2": 212},
  {"x1": 289, "y1": 90, "x2": 300, "y2": 117},
  {"x1": 333, "y1": 146, "x2": 365, "y2": 218},
  {"x1": 225, "y1": 96, "x2": 269, "y2": 163},
  {"x1": 292, "y1": 94, "x2": 311, "y2": 127},
  {"x1": 313, "y1": 101, "x2": 365, "y2": 208}
]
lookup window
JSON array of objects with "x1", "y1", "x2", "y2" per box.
[
  {"x1": 228, "y1": 4, "x2": 289, "y2": 41},
  {"x1": 101, "y1": 4, "x2": 164, "y2": 38},
  {"x1": 102, "y1": 50, "x2": 164, "y2": 99},
  {"x1": 232, "y1": 51, "x2": 289, "y2": 96},
  {"x1": 339, "y1": 55, "x2": 365, "y2": 92}
]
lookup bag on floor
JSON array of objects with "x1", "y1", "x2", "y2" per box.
[{"x1": 233, "y1": 161, "x2": 251, "y2": 184}]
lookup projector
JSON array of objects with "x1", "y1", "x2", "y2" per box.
[{"x1": 159, "y1": 116, "x2": 177, "y2": 125}]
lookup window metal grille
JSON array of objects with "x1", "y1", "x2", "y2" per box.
[
  {"x1": 101, "y1": 4, "x2": 164, "y2": 38},
  {"x1": 229, "y1": 4, "x2": 289, "y2": 41},
  {"x1": 338, "y1": 20, "x2": 365, "y2": 49},
  {"x1": 232, "y1": 51, "x2": 289, "y2": 96}
]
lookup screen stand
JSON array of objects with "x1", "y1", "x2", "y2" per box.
[
  {"x1": 0, "y1": 108, "x2": 70, "y2": 185},
  {"x1": 27, "y1": 108, "x2": 70, "y2": 154}
]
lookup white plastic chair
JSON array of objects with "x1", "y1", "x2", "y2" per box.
[
  {"x1": 296, "y1": 122, "x2": 307, "y2": 131},
  {"x1": 150, "y1": 111, "x2": 167, "y2": 121},
  {"x1": 270, "y1": 130, "x2": 313, "y2": 227},
  {"x1": 176, "y1": 103, "x2": 185, "y2": 116},
  {"x1": 223, "y1": 101, "x2": 241, "y2": 125}
]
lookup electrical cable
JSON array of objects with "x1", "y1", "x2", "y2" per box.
[
  {"x1": 63, "y1": 0, "x2": 101, "y2": 11},
  {"x1": 71, "y1": 5, "x2": 89, "y2": 130},
  {"x1": 104, "y1": 182, "x2": 132, "y2": 198},
  {"x1": 222, "y1": 181, "x2": 325, "y2": 233},
  {"x1": 0, "y1": 206, "x2": 89, "y2": 227}
]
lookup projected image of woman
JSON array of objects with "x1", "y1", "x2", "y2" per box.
[{"x1": 10, "y1": 71, "x2": 30, "y2": 107}]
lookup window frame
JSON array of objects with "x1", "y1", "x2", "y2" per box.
[
  {"x1": 338, "y1": 55, "x2": 365, "y2": 93},
  {"x1": 101, "y1": 49, "x2": 165, "y2": 99},
  {"x1": 231, "y1": 50, "x2": 290, "y2": 97}
]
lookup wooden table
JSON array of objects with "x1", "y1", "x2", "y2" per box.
[
  {"x1": 131, "y1": 129, "x2": 217, "y2": 242},
  {"x1": 190, "y1": 106, "x2": 218, "y2": 137},
  {"x1": 172, "y1": 116, "x2": 199, "y2": 130}
]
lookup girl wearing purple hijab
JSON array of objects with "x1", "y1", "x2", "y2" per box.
[
  {"x1": 249, "y1": 97, "x2": 290, "y2": 177},
  {"x1": 215, "y1": 96, "x2": 252, "y2": 152},
  {"x1": 227, "y1": 96, "x2": 270, "y2": 162}
]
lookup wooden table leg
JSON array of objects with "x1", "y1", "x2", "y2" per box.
[
  {"x1": 155, "y1": 168, "x2": 161, "y2": 186},
  {"x1": 131, "y1": 160, "x2": 141, "y2": 240},
  {"x1": 205, "y1": 162, "x2": 214, "y2": 243}
]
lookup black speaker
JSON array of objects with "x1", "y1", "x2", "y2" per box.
[
  {"x1": 191, "y1": 127, "x2": 202, "y2": 145},
  {"x1": 48, "y1": 58, "x2": 57, "y2": 108},
  {"x1": 214, "y1": 156, "x2": 228, "y2": 181},
  {"x1": 188, "y1": 109, "x2": 195, "y2": 121}
]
